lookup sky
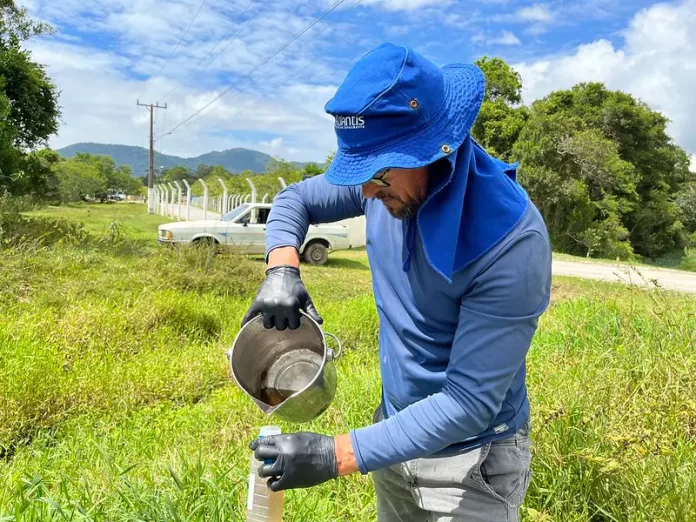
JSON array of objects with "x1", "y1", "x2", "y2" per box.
[{"x1": 17, "y1": 0, "x2": 696, "y2": 172}]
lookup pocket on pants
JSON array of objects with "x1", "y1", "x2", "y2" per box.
[
  {"x1": 406, "y1": 446, "x2": 510, "y2": 520},
  {"x1": 477, "y1": 430, "x2": 532, "y2": 507}
]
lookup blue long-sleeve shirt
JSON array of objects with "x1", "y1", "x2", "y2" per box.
[{"x1": 265, "y1": 151, "x2": 552, "y2": 474}]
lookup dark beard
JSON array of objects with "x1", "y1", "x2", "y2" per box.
[
  {"x1": 376, "y1": 195, "x2": 422, "y2": 220},
  {"x1": 385, "y1": 202, "x2": 421, "y2": 220}
]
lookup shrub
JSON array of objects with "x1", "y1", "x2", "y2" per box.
[{"x1": 0, "y1": 212, "x2": 92, "y2": 249}]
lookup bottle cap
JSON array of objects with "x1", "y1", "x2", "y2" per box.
[{"x1": 259, "y1": 426, "x2": 282, "y2": 438}]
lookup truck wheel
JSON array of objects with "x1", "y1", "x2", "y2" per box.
[
  {"x1": 303, "y1": 242, "x2": 329, "y2": 266},
  {"x1": 193, "y1": 237, "x2": 218, "y2": 253}
]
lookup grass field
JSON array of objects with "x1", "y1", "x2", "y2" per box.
[
  {"x1": 2, "y1": 203, "x2": 695, "y2": 521},
  {"x1": 26, "y1": 202, "x2": 168, "y2": 241}
]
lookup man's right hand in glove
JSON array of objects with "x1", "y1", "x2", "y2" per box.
[{"x1": 241, "y1": 248, "x2": 322, "y2": 331}]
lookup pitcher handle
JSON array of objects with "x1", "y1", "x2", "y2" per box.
[{"x1": 325, "y1": 332, "x2": 343, "y2": 361}]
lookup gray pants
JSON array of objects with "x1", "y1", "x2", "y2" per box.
[{"x1": 371, "y1": 407, "x2": 532, "y2": 522}]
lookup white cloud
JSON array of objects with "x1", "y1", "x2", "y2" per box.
[
  {"x1": 259, "y1": 137, "x2": 299, "y2": 159},
  {"x1": 490, "y1": 3, "x2": 555, "y2": 30},
  {"x1": 690, "y1": 155, "x2": 696, "y2": 173},
  {"x1": 516, "y1": 4, "x2": 555, "y2": 22},
  {"x1": 472, "y1": 30, "x2": 521, "y2": 46},
  {"x1": 514, "y1": 0, "x2": 696, "y2": 157},
  {"x1": 493, "y1": 30, "x2": 521, "y2": 45},
  {"x1": 442, "y1": 12, "x2": 480, "y2": 28},
  {"x1": 359, "y1": 0, "x2": 454, "y2": 10}
]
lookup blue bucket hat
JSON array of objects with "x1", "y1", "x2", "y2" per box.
[{"x1": 323, "y1": 42, "x2": 485, "y2": 186}]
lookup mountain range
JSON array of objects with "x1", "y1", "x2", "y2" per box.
[{"x1": 56, "y1": 143, "x2": 313, "y2": 176}]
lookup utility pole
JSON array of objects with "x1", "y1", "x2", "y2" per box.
[{"x1": 137, "y1": 100, "x2": 167, "y2": 214}]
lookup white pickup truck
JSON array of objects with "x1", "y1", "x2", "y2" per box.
[{"x1": 157, "y1": 203, "x2": 353, "y2": 265}]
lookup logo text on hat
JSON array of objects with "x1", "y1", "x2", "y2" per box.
[{"x1": 334, "y1": 115, "x2": 365, "y2": 130}]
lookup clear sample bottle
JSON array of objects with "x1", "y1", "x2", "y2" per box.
[{"x1": 247, "y1": 426, "x2": 284, "y2": 522}]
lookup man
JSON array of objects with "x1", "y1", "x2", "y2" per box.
[{"x1": 243, "y1": 43, "x2": 552, "y2": 522}]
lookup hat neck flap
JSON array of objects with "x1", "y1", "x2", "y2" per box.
[{"x1": 413, "y1": 135, "x2": 529, "y2": 283}]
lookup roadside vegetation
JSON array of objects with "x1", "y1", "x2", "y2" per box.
[{"x1": 1, "y1": 204, "x2": 694, "y2": 521}]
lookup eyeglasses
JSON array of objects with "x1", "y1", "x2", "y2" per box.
[{"x1": 370, "y1": 168, "x2": 391, "y2": 187}]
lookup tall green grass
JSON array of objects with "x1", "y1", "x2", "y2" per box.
[
  {"x1": 25, "y1": 202, "x2": 168, "y2": 241},
  {"x1": 1, "y1": 204, "x2": 694, "y2": 521}
]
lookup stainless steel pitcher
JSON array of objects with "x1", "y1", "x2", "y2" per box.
[{"x1": 227, "y1": 311, "x2": 342, "y2": 423}]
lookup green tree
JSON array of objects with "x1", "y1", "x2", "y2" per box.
[
  {"x1": 0, "y1": 78, "x2": 12, "y2": 147},
  {"x1": 516, "y1": 121, "x2": 637, "y2": 258},
  {"x1": 196, "y1": 164, "x2": 214, "y2": 179},
  {"x1": 475, "y1": 57, "x2": 523, "y2": 104},
  {"x1": 676, "y1": 183, "x2": 696, "y2": 234},
  {"x1": 266, "y1": 157, "x2": 299, "y2": 178},
  {"x1": 325, "y1": 151, "x2": 336, "y2": 168},
  {"x1": 49, "y1": 153, "x2": 144, "y2": 200},
  {"x1": 18, "y1": 148, "x2": 61, "y2": 200},
  {"x1": 302, "y1": 162, "x2": 324, "y2": 177},
  {"x1": 471, "y1": 57, "x2": 528, "y2": 161},
  {"x1": 160, "y1": 165, "x2": 195, "y2": 185},
  {"x1": 54, "y1": 158, "x2": 106, "y2": 202},
  {"x1": 122, "y1": 173, "x2": 144, "y2": 197},
  {"x1": 111, "y1": 165, "x2": 145, "y2": 196},
  {"x1": 0, "y1": 1, "x2": 60, "y2": 197},
  {"x1": 0, "y1": 78, "x2": 21, "y2": 188},
  {"x1": 515, "y1": 82, "x2": 689, "y2": 258},
  {"x1": 209, "y1": 165, "x2": 229, "y2": 178},
  {"x1": 70, "y1": 154, "x2": 139, "y2": 197},
  {"x1": 204, "y1": 166, "x2": 234, "y2": 196},
  {"x1": 1, "y1": 2, "x2": 59, "y2": 150}
]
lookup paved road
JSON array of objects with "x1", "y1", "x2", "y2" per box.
[
  {"x1": 186, "y1": 205, "x2": 221, "y2": 221},
  {"x1": 553, "y1": 260, "x2": 696, "y2": 295},
  {"x1": 161, "y1": 204, "x2": 220, "y2": 221}
]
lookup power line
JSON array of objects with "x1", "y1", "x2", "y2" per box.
[
  {"x1": 157, "y1": 109, "x2": 168, "y2": 159},
  {"x1": 156, "y1": 22, "x2": 329, "y2": 144},
  {"x1": 165, "y1": 1, "x2": 326, "y2": 104},
  {"x1": 167, "y1": 0, "x2": 392, "y2": 144},
  {"x1": 162, "y1": 0, "x2": 356, "y2": 137},
  {"x1": 137, "y1": 0, "x2": 210, "y2": 100},
  {"x1": 163, "y1": 0, "x2": 256, "y2": 102},
  {"x1": 156, "y1": 0, "x2": 379, "y2": 143},
  {"x1": 230, "y1": 0, "x2": 391, "y2": 123}
]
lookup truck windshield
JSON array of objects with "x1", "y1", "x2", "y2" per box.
[{"x1": 220, "y1": 204, "x2": 250, "y2": 222}]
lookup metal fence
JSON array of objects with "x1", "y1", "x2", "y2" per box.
[{"x1": 149, "y1": 177, "x2": 286, "y2": 221}]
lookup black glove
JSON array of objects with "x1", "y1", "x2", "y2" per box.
[
  {"x1": 242, "y1": 265, "x2": 322, "y2": 331},
  {"x1": 249, "y1": 432, "x2": 338, "y2": 492}
]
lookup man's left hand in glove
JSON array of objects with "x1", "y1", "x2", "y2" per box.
[{"x1": 250, "y1": 432, "x2": 358, "y2": 491}]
